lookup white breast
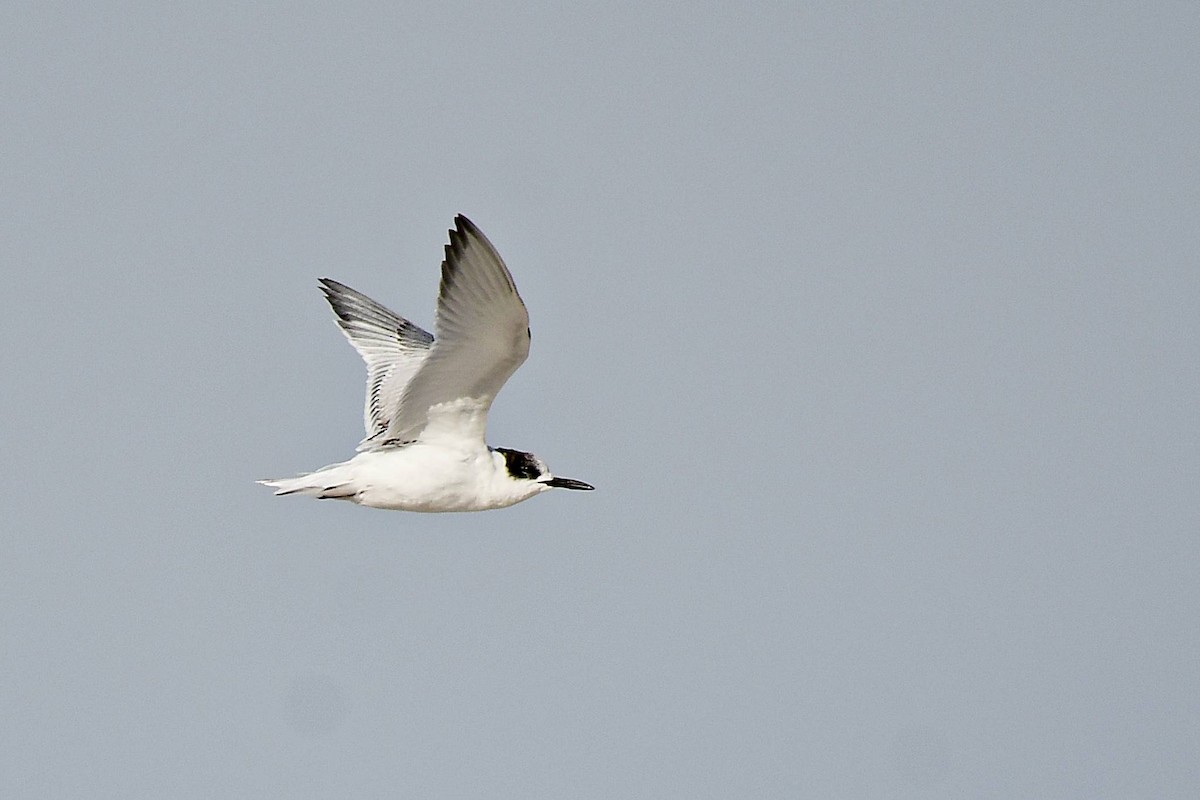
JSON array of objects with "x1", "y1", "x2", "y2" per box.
[{"x1": 349, "y1": 444, "x2": 546, "y2": 512}]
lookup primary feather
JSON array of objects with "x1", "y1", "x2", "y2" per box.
[
  {"x1": 259, "y1": 214, "x2": 593, "y2": 512},
  {"x1": 318, "y1": 278, "x2": 434, "y2": 447},
  {"x1": 382, "y1": 215, "x2": 531, "y2": 446}
]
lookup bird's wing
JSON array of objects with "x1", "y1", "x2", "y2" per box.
[
  {"x1": 318, "y1": 278, "x2": 434, "y2": 446},
  {"x1": 380, "y1": 215, "x2": 531, "y2": 446}
]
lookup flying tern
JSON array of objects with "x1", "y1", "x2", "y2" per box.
[{"x1": 259, "y1": 215, "x2": 593, "y2": 511}]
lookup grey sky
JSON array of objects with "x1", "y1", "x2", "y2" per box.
[{"x1": 3, "y1": 3, "x2": 1198, "y2": 797}]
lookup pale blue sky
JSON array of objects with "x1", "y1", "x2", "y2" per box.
[{"x1": 3, "y1": 3, "x2": 1199, "y2": 797}]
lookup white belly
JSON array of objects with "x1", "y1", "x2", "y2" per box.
[{"x1": 347, "y1": 445, "x2": 545, "y2": 512}]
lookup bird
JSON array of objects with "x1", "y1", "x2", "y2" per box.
[{"x1": 259, "y1": 215, "x2": 594, "y2": 512}]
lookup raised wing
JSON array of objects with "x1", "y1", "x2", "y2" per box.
[
  {"x1": 318, "y1": 278, "x2": 434, "y2": 446},
  {"x1": 381, "y1": 216, "x2": 531, "y2": 446}
]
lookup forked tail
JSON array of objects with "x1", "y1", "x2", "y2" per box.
[{"x1": 257, "y1": 467, "x2": 358, "y2": 501}]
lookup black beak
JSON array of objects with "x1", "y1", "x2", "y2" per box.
[{"x1": 544, "y1": 476, "x2": 595, "y2": 491}]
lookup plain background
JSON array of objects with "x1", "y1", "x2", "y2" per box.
[{"x1": 3, "y1": 3, "x2": 1198, "y2": 797}]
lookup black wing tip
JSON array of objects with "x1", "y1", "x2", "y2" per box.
[
  {"x1": 447, "y1": 214, "x2": 481, "y2": 252},
  {"x1": 447, "y1": 215, "x2": 490, "y2": 260},
  {"x1": 318, "y1": 278, "x2": 379, "y2": 328},
  {"x1": 442, "y1": 214, "x2": 519, "y2": 296},
  {"x1": 317, "y1": 278, "x2": 372, "y2": 314},
  {"x1": 454, "y1": 214, "x2": 479, "y2": 235},
  {"x1": 317, "y1": 277, "x2": 353, "y2": 315},
  {"x1": 442, "y1": 217, "x2": 477, "y2": 288},
  {"x1": 318, "y1": 277, "x2": 351, "y2": 304}
]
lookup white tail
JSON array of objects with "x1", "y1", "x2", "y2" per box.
[{"x1": 257, "y1": 466, "x2": 358, "y2": 501}]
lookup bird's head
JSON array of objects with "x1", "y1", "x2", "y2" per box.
[{"x1": 494, "y1": 447, "x2": 594, "y2": 492}]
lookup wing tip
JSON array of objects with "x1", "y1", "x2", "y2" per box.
[
  {"x1": 317, "y1": 278, "x2": 354, "y2": 320},
  {"x1": 318, "y1": 277, "x2": 350, "y2": 308},
  {"x1": 441, "y1": 215, "x2": 519, "y2": 299}
]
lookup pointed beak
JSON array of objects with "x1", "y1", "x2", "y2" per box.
[{"x1": 544, "y1": 476, "x2": 595, "y2": 491}]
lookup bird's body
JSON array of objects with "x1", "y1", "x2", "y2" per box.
[
  {"x1": 264, "y1": 438, "x2": 545, "y2": 512},
  {"x1": 259, "y1": 216, "x2": 592, "y2": 512}
]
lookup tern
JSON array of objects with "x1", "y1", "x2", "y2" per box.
[{"x1": 259, "y1": 215, "x2": 593, "y2": 512}]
